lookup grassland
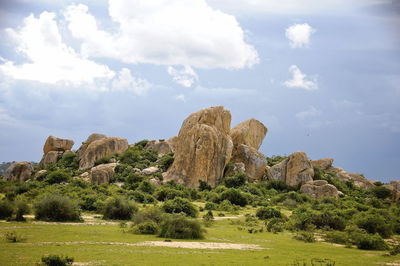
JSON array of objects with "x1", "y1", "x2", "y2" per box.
[{"x1": 1, "y1": 208, "x2": 399, "y2": 266}]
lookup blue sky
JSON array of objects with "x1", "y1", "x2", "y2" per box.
[{"x1": 0, "y1": 0, "x2": 399, "y2": 182}]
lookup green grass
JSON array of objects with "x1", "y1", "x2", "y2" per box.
[{"x1": 1, "y1": 215, "x2": 399, "y2": 265}]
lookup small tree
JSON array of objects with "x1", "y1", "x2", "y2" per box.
[{"x1": 34, "y1": 195, "x2": 81, "y2": 222}]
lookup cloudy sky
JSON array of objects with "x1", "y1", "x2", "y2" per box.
[{"x1": 0, "y1": 0, "x2": 399, "y2": 182}]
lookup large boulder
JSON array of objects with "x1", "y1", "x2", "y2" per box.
[
  {"x1": 145, "y1": 140, "x2": 172, "y2": 156},
  {"x1": 4, "y1": 162, "x2": 33, "y2": 182},
  {"x1": 91, "y1": 163, "x2": 118, "y2": 184},
  {"x1": 166, "y1": 136, "x2": 179, "y2": 152},
  {"x1": 77, "y1": 133, "x2": 107, "y2": 158},
  {"x1": 300, "y1": 180, "x2": 339, "y2": 199},
  {"x1": 164, "y1": 106, "x2": 233, "y2": 188},
  {"x1": 286, "y1": 151, "x2": 314, "y2": 187},
  {"x1": 79, "y1": 137, "x2": 128, "y2": 169},
  {"x1": 229, "y1": 119, "x2": 268, "y2": 181},
  {"x1": 269, "y1": 158, "x2": 288, "y2": 182},
  {"x1": 43, "y1": 136, "x2": 74, "y2": 154},
  {"x1": 329, "y1": 167, "x2": 375, "y2": 189},
  {"x1": 311, "y1": 158, "x2": 334, "y2": 171},
  {"x1": 39, "y1": 151, "x2": 59, "y2": 168}
]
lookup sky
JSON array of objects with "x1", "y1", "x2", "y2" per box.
[{"x1": 0, "y1": 0, "x2": 399, "y2": 182}]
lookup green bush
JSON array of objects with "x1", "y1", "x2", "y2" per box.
[
  {"x1": 34, "y1": 195, "x2": 81, "y2": 222},
  {"x1": 15, "y1": 200, "x2": 30, "y2": 221},
  {"x1": 220, "y1": 188, "x2": 248, "y2": 206},
  {"x1": 324, "y1": 231, "x2": 349, "y2": 245},
  {"x1": 155, "y1": 187, "x2": 188, "y2": 201},
  {"x1": 0, "y1": 200, "x2": 14, "y2": 219},
  {"x1": 224, "y1": 172, "x2": 247, "y2": 188},
  {"x1": 355, "y1": 212, "x2": 393, "y2": 238},
  {"x1": 41, "y1": 254, "x2": 74, "y2": 266},
  {"x1": 293, "y1": 231, "x2": 315, "y2": 243},
  {"x1": 158, "y1": 152, "x2": 174, "y2": 172},
  {"x1": 138, "y1": 180, "x2": 155, "y2": 194},
  {"x1": 102, "y1": 197, "x2": 138, "y2": 220},
  {"x1": 205, "y1": 202, "x2": 217, "y2": 210},
  {"x1": 256, "y1": 207, "x2": 282, "y2": 220},
  {"x1": 132, "y1": 221, "x2": 159, "y2": 234},
  {"x1": 355, "y1": 233, "x2": 388, "y2": 250},
  {"x1": 132, "y1": 206, "x2": 164, "y2": 225},
  {"x1": 94, "y1": 156, "x2": 112, "y2": 166},
  {"x1": 45, "y1": 170, "x2": 71, "y2": 184},
  {"x1": 57, "y1": 152, "x2": 79, "y2": 169},
  {"x1": 159, "y1": 214, "x2": 205, "y2": 239},
  {"x1": 4, "y1": 231, "x2": 26, "y2": 242},
  {"x1": 266, "y1": 217, "x2": 286, "y2": 233},
  {"x1": 370, "y1": 186, "x2": 393, "y2": 200},
  {"x1": 162, "y1": 197, "x2": 198, "y2": 217},
  {"x1": 198, "y1": 180, "x2": 212, "y2": 191}
]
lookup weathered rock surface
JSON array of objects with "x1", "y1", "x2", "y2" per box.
[
  {"x1": 4, "y1": 162, "x2": 33, "y2": 182},
  {"x1": 286, "y1": 151, "x2": 314, "y2": 187},
  {"x1": 149, "y1": 178, "x2": 161, "y2": 186},
  {"x1": 230, "y1": 118, "x2": 267, "y2": 150},
  {"x1": 311, "y1": 158, "x2": 334, "y2": 171},
  {"x1": 142, "y1": 166, "x2": 159, "y2": 175},
  {"x1": 164, "y1": 106, "x2": 233, "y2": 188},
  {"x1": 166, "y1": 136, "x2": 178, "y2": 152},
  {"x1": 79, "y1": 172, "x2": 90, "y2": 182},
  {"x1": 145, "y1": 140, "x2": 172, "y2": 156},
  {"x1": 300, "y1": 180, "x2": 339, "y2": 199},
  {"x1": 34, "y1": 170, "x2": 47, "y2": 180},
  {"x1": 39, "y1": 151, "x2": 59, "y2": 168},
  {"x1": 229, "y1": 118, "x2": 268, "y2": 181},
  {"x1": 91, "y1": 163, "x2": 118, "y2": 184},
  {"x1": 269, "y1": 159, "x2": 288, "y2": 182},
  {"x1": 390, "y1": 181, "x2": 400, "y2": 192},
  {"x1": 77, "y1": 133, "x2": 107, "y2": 158},
  {"x1": 43, "y1": 136, "x2": 74, "y2": 154},
  {"x1": 329, "y1": 167, "x2": 375, "y2": 189},
  {"x1": 79, "y1": 137, "x2": 128, "y2": 169}
]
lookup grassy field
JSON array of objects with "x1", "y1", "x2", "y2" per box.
[{"x1": 1, "y1": 209, "x2": 399, "y2": 266}]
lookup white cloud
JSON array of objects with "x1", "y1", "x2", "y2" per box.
[
  {"x1": 284, "y1": 65, "x2": 318, "y2": 90},
  {"x1": 112, "y1": 68, "x2": 150, "y2": 95},
  {"x1": 64, "y1": 1, "x2": 259, "y2": 69},
  {"x1": 167, "y1": 65, "x2": 198, "y2": 87},
  {"x1": 285, "y1": 23, "x2": 316, "y2": 48},
  {"x1": 295, "y1": 106, "x2": 321, "y2": 120},
  {"x1": 174, "y1": 94, "x2": 186, "y2": 102},
  {"x1": 0, "y1": 11, "x2": 115, "y2": 85}
]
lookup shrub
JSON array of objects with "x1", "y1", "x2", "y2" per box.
[
  {"x1": 266, "y1": 155, "x2": 287, "y2": 167},
  {"x1": 224, "y1": 172, "x2": 247, "y2": 188},
  {"x1": 220, "y1": 188, "x2": 248, "y2": 206},
  {"x1": 4, "y1": 231, "x2": 25, "y2": 242},
  {"x1": 15, "y1": 200, "x2": 30, "y2": 221},
  {"x1": 256, "y1": 207, "x2": 282, "y2": 220},
  {"x1": 293, "y1": 231, "x2": 315, "y2": 243},
  {"x1": 159, "y1": 214, "x2": 205, "y2": 239},
  {"x1": 132, "y1": 206, "x2": 164, "y2": 225},
  {"x1": 205, "y1": 202, "x2": 217, "y2": 210},
  {"x1": 131, "y1": 191, "x2": 155, "y2": 204},
  {"x1": 45, "y1": 170, "x2": 71, "y2": 184},
  {"x1": 155, "y1": 187, "x2": 188, "y2": 201},
  {"x1": 324, "y1": 231, "x2": 349, "y2": 245},
  {"x1": 198, "y1": 180, "x2": 212, "y2": 191},
  {"x1": 355, "y1": 213, "x2": 393, "y2": 238},
  {"x1": 132, "y1": 221, "x2": 159, "y2": 234},
  {"x1": 370, "y1": 186, "x2": 393, "y2": 200},
  {"x1": 57, "y1": 152, "x2": 79, "y2": 169},
  {"x1": 162, "y1": 197, "x2": 198, "y2": 217},
  {"x1": 0, "y1": 200, "x2": 14, "y2": 219},
  {"x1": 138, "y1": 180, "x2": 155, "y2": 194},
  {"x1": 102, "y1": 197, "x2": 138, "y2": 220},
  {"x1": 158, "y1": 153, "x2": 174, "y2": 172},
  {"x1": 94, "y1": 156, "x2": 112, "y2": 166},
  {"x1": 41, "y1": 254, "x2": 74, "y2": 266},
  {"x1": 266, "y1": 218, "x2": 286, "y2": 233},
  {"x1": 203, "y1": 210, "x2": 214, "y2": 227},
  {"x1": 355, "y1": 233, "x2": 388, "y2": 250},
  {"x1": 34, "y1": 195, "x2": 81, "y2": 222}
]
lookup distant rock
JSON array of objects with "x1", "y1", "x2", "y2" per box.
[
  {"x1": 311, "y1": 158, "x2": 334, "y2": 171},
  {"x1": 229, "y1": 118, "x2": 268, "y2": 181},
  {"x1": 34, "y1": 169, "x2": 47, "y2": 180},
  {"x1": 77, "y1": 133, "x2": 107, "y2": 158},
  {"x1": 286, "y1": 151, "x2": 314, "y2": 187},
  {"x1": 164, "y1": 106, "x2": 233, "y2": 188},
  {"x1": 329, "y1": 167, "x2": 375, "y2": 189},
  {"x1": 142, "y1": 166, "x2": 159, "y2": 175},
  {"x1": 300, "y1": 180, "x2": 339, "y2": 199},
  {"x1": 39, "y1": 151, "x2": 59, "y2": 168},
  {"x1": 79, "y1": 172, "x2": 90, "y2": 182},
  {"x1": 145, "y1": 140, "x2": 172, "y2": 156},
  {"x1": 4, "y1": 162, "x2": 33, "y2": 182},
  {"x1": 149, "y1": 178, "x2": 161, "y2": 186},
  {"x1": 43, "y1": 136, "x2": 74, "y2": 154},
  {"x1": 91, "y1": 163, "x2": 118, "y2": 184},
  {"x1": 79, "y1": 136, "x2": 128, "y2": 169}
]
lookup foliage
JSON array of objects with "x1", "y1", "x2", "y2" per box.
[
  {"x1": 204, "y1": 201, "x2": 217, "y2": 210},
  {"x1": 158, "y1": 214, "x2": 205, "y2": 239},
  {"x1": 34, "y1": 195, "x2": 81, "y2": 222},
  {"x1": 138, "y1": 180, "x2": 155, "y2": 194},
  {"x1": 132, "y1": 206, "x2": 164, "y2": 225},
  {"x1": 102, "y1": 197, "x2": 138, "y2": 220},
  {"x1": 15, "y1": 200, "x2": 30, "y2": 221},
  {"x1": 158, "y1": 152, "x2": 174, "y2": 172},
  {"x1": 198, "y1": 180, "x2": 212, "y2": 191},
  {"x1": 266, "y1": 155, "x2": 287, "y2": 167},
  {"x1": 4, "y1": 231, "x2": 25, "y2": 242},
  {"x1": 256, "y1": 207, "x2": 282, "y2": 220},
  {"x1": 131, "y1": 221, "x2": 159, "y2": 234},
  {"x1": 162, "y1": 197, "x2": 198, "y2": 217},
  {"x1": 45, "y1": 170, "x2": 71, "y2": 184},
  {"x1": 0, "y1": 200, "x2": 14, "y2": 219},
  {"x1": 56, "y1": 152, "x2": 79, "y2": 169},
  {"x1": 224, "y1": 172, "x2": 247, "y2": 188},
  {"x1": 370, "y1": 186, "x2": 393, "y2": 200},
  {"x1": 220, "y1": 188, "x2": 248, "y2": 206},
  {"x1": 41, "y1": 254, "x2": 74, "y2": 266},
  {"x1": 293, "y1": 231, "x2": 315, "y2": 243}
]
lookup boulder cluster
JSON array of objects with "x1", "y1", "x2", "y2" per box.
[{"x1": 3, "y1": 106, "x2": 399, "y2": 200}]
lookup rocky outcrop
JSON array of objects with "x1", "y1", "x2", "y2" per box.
[
  {"x1": 166, "y1": 136, "x2": 178, "y2": 152},
  {"x1": 39, "y1": 151, "x2": 59, "y2": 168},
  {"x1": 229, "y1": 119, "x2": 268, "y2": 181},
  {"x1": 269, "y1": 158, "x2": 288, "y2": 182},
  {"x1": 145, "y1": 140, "x2": 172, "y2": 156},
  {"x1": 34, "y1": 169, "x2": 47, "y2": 180},
  {"x1": 91, "y1": 163, "x2": 118, "y2": 184},
  {"x1": 43, "y1": 136, "x2": 74, "y2": 154},
  {"x1": 286, "y1": 151, "x2": 314, "y2": 187},
  {"x1": 300, "y1": 180, "x2": 339, "y2": 199},
  {"x1": 4, "y1": 162, "x2": 33, "y2": 182},
  {"x1": 77, "y1": 133, "x2": 107, "y2": 158},
  {"x1": 311, "y1": 158, "x2": 334, "y2": 171},
  {"x1": 329, "y1": 167, "x2": 374, "y2": 189},
  {"x1": 79, "y1": 136, "x2": 128, "y2": 169},
  {"x1": 142, "y1": 166, "x2": 159, "y2": 175},
  {"x1": 164, "y1": 106, "x2": 233, "y2": 188}
]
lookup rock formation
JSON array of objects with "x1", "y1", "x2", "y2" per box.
[
  {"x1": 269, "y1": 152, "x2": 314, "y2": 187},
  {"x1": 166, "y1": 136, "x2": 178, "y2": 152},
  {"x1": 43, "y1": 136, "x2": 74, "y2": 154},
  {"x1": 79, "y1": 136, "x2": 128, "y2": 169},
  {"x1": 4, "y1": 162, "x2": 33, "y2": 182},
  {"x1": 77, "y1": 133, "x2": 107, "y2": 158},
  {"x1": 39, "y1": 151, "x2": 59, "y2": 168},
  {"x1": 91, "y1": 163, "x2": 118, "y2": 184},
  {"x1": 300, "y1": 180, "x2": 339, "y2": 199},
  {"x1": 311, "y1": 158, "x2": 334, "y2": 171},
  {"x1": 164, "y1": 106, "x2": 233, "y2": 188},
  {"x1": 229, "y1": 118, "x2": 268, "y2": 181},
  {"x1": 145, "y1": 140, "x2": 172, "y2": 156},
  {"x1": 328, "y1": 167, "x2": 374, "y2": 189}
]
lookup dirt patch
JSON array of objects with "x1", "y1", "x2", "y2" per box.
[
  {"x1": 213, "y1": 216, "x2": 241, "y2": 221},
  {"x1": 18, "y1": 240, "x2": 265, "y2": 250},
  {"x1": 376, "y1": 262, "x2": 400, "y2": 266}
]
